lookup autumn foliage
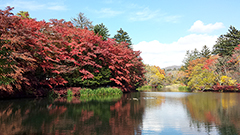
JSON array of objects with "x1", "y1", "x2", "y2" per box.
[
  {"x1": 0, "y1": 7, "x2": 145, "y2": 95},
  {"x1": 180, "y1": 44, "x2": 240, "y2": 91}
]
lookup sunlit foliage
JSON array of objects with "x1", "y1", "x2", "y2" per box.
[
  {"x1": 0, "y1": 7, "x2": 145, "y2": 94},
  {"x1": 144, "y1": 65, "x2": 165, "y2": 86}
]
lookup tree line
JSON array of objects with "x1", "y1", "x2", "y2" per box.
[
  {"x1": 142, "y1": 25, "x2": 240, "y2": 91},
  {"x1": 0, "y1": 7, "x2": 145, "y2": 97}
]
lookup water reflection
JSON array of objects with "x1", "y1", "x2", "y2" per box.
[
  {"x1": 1, "y1": 92, "x2": 240, "y2": 135},
  {"x1": 185, "y1": 93, "x2": 240, "y2": 135},
  {"x1": 0, "y1": 93, "x2": 144, "y2": 135}
]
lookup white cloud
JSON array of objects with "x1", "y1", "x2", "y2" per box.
[
  {"x1": 189, "y1": 20, "x2": 224, "y2": 33},
  {"x1": 133, "y1": 34, "x2": 218, "y2": 68},
  {"x1": 97, "y1": 8, "x2": 123, "y2": 18},
  {"x1": 129, "y1": 7, "x2": 181, "y2": 23},
  {"x1": 3, "y1": 0, "x2": 44, "y2": 10},
  {"x1": 2, "y1": 0, "x2": 67, "y2": 11},
  {"x1": 48, "y1": 5, "x2": 66, "y2": 11},
  {"x1": 129, "y1": 7, "x2": 160, "y2": 21}
]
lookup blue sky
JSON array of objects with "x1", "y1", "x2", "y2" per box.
[{"x1": 1, "y1": 0, "x2": 240, "y2": 68}]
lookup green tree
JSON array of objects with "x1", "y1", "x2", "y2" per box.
[
  {"x1": 71, "y1": 12, "x2": 94, "y2": 30},
  {"x1": 181, "y1": 48, "x2": 200, "y2": 71},
  {"x1": 200, "y1": 45, "x2": 211, "y2": 58},
  {"x1": 93, "y1": 23, "x2": 110, "y2": 41},
  {"x1": 113, "y1": 28, "x2": 132, "y2": 46},
  {"x1": 0, "y1": 46, "x2": 15, "y2": 85},
  {"x1": 213, "y1": 26, "x2": 240, "y2": 56}
]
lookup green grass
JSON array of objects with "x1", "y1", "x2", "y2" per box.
[
  {"x1": 137, "y1": 85, "x2": 164, "y2": 91},
  {"x1": 136, "y1": 85, "x2": 152, "y2": 91},
  {"x1": 80, "y1": 87, "x2": 122, "y2": 96},
  {"x1": 157, "y1": 85, "x2": 163, "y2": 89},
  {"x1": 178, "y1": 86, "x2": 191, "y2": 92}
]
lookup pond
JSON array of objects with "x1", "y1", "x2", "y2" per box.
[{"x1": 1, "y1": 92, "x2": 240, "y2": 135}]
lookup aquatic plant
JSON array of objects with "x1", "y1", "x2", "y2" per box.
[
  {"x1": 80, "y1": 87, "x2": 122, "y2": 96},
  {"x1": 136, "y1": 85, "x2": 152, "y2": 91},
  {"x1": 178, "y1": 86, "x2": 191, "y2": 92}
]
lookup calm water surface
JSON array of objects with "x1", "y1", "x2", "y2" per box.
[{"x1": 1, "y1": 92, "x2": 240, "y2": 135}]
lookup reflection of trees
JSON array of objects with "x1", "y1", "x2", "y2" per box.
[
  {"x1": 0, "y1": 93, "x2": 145, "y2": 134},
  {"x1": 184, "y1": 93, "x2": 240, "y2": 134}
]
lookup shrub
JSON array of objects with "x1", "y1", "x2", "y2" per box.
[
  {"x1": 136, "y1": 85, "x2": 152, "y2": 91},
  {"x1": 80, "y1": 87, "x2": 122, "y2": 96},
  {"x1": 157, "y1": 85, "x2": 163, "y2": 89},
  {"x1": 178, "y1": 86, "x2": 191, "y2": 92},
  {"x1": 67, "y1": 89, "x2": 73, "y2": 97}
]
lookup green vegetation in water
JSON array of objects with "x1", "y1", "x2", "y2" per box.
[
  {"x1": 67, "y1": 89, "x2": 73, "y2": 96},
  {"x1": 178, "y1": 85, "x2": 191, "y2": 92},
  {"x1": 80, "y1": 87, "x2": 122, "y2": 96},
  {"x1": 137, "y1": 85, "x2": 152, "y2": 91},
  {"x1": 59, "y1": 87, "x2": 123, "y2": 102},
  {"x1": 137, "y1": 85, "x2": 163, "y2": 91},
  {"x1": 157, "y1": 85, "x2": 163, "y2": 89}
]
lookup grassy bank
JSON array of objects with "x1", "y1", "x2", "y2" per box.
[
  {"x1": 136, "y1": 85, "x2": 163, "y2": 92},
  {"x1": 136, "y1": 84, "x2": 191, "y2": 92},
  {"x1": 79, "y1": 87, "x2": 122, "y2": 96},
  {"x1": 50, "y1": 87, "x2": 123, "y2": 98}
]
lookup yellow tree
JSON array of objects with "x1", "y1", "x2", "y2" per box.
[
  {"x1": 188, "y1": 64, "x2": 217, "y2": 91},
  {"x1": 145, "y1": 65, "x2": 165, "y2": 86}
]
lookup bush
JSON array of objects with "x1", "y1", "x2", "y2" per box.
[
  {"x1": 80, "y1": 87, "x2": 122, "y2": 96},
  {"x1": 178, "y1": 86, "x2": 191, "y2": 92},
  {"x1": 136, "y1": 85, "x2": 152, "y2": 91},
  {"x1": 157, "y1": 85, "x2": 163, "y2": 89},
  {"x1": 67, "y1": 89, "x2": 73, "y2": 97}
]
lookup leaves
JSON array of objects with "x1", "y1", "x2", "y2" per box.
[
  {"x1": 0, "y1": 7, "x2": 145, "y2": 93},
  {"x1": 145, "y1": 65, "x2": 165, "y2": 86}
]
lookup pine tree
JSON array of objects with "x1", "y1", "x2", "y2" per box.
[
  {"x1": 200, "y1": 45, "x2": 211, "y2": 58},
  {"x1": 182, "y1": 48, "x2": 200, "y2": 70},
  {"x1": 113, "y1": 28, "x2": 132, "y2": 47},
  {"x1": 93, "y1": 23, "x2": 110, "y2": 41},
  {"x1": 213, "y1": 26, "x2": 240, "y2": 56}
]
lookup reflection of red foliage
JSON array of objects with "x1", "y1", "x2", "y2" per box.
[
  {"x1": 54, "y1": 87, "x2": 81, "y2": 96},
  {"x1": 54, "y1": 97, "x2": 81, "y2": 104},
  {"x1": 49, "y1": 106, "x2": 67, "y2": 115},
  {"x1": 110, "y1": 101, "x2": 122, "y2": 111},
  {"x1": 25, "y1": 109, "x2": 30, "y2": 115},
  {"x1": 205, "y1": 111, "x2": 216, "y2": 123},
  {"x1": 80, "y1": 110, "x2": 94, "y2": 122}
]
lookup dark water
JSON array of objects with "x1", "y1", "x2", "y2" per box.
[{"x1": 1, "y1": 92, "x2": 240, "y2": 135}]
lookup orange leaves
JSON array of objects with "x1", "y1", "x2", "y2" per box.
[{"x1": 186, "y1": 57, "x2": 207, "y2": 78}]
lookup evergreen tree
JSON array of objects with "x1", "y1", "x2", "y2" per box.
[
  {"x1": 181, "y1": 49, "x2": 200, "y2": 71},
  {"x1": 212, "y1": 26, "x2": 240, "y2": 56},
  {"x1": 93, "y1": 23, "x2": 110, "y2": 41},
  {"x1": 200, "y1": 45, "x2": 211, "y2": 58},
  {"x1": 113, "y1": 28, "x2": 132, "y2": 47}
]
